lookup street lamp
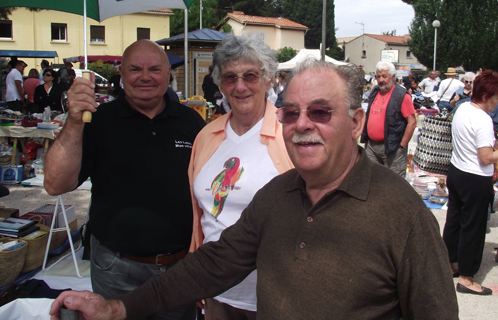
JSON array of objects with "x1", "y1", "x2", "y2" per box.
[{"x1": 432, "y1": 20, "x2": 440, "y2": 71}]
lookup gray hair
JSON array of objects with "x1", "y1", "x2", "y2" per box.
[
  {"x1": 375, "y1": 61, "x2": 396, "y2": 77},
  {"x1": 464, "y1": 72, "x2": 476, "y2": 81},
  {"x1": 285, "y1": 58, "x2": 364, "y2": 116},
  {"x1": 212, "y1": 33, "x2": 278, "y2": 87}
]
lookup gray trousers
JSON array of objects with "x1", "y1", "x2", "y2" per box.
[
  {"x1": 365, "y1": 140, "x2": 407, "y2": 178},
  {"x1": 90, "y1": 235, "x2": 196, "y2": 320}
]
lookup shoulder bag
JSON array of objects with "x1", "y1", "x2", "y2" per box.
[{"x1": 413, "y1": 106, "x2": 460, "y2": 175}]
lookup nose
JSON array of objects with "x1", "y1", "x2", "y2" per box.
[
  {"x1": 233, "y1": 77, "x2": 249, "y2": 91},
  {"x1": 294, "y1": 109, "x2": 315, "y2": 132},
  {"x1": 140, "y1": 70, "x2": 152, "y2": 81}
]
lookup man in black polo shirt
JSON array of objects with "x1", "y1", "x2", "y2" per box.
[{"x1": 44, "y1": 40, "x2": 205, "y2": 320}]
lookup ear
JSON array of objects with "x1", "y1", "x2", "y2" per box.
[{"x1": 351, "y1": 108, "x2": 366, "y2": 140}]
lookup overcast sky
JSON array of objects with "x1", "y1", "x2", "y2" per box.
[{"x1": 334, "y1": 0, "x2": 415, "y2": 38}]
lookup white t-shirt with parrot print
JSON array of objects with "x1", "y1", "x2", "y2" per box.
[{"x1": 194, "y1": 117, "x2": 279, "y2": 311}]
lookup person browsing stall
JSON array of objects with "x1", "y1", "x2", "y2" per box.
[
  {"x1": 443, "y1": 70, "x2": 498, "y2": 296},
  {"x1": 50, "y1": 59, "x2": 458, "y2": 320},
  {"x1": 361, "y1": 61, "x2": 416, "y2": 178},
  {"x1": 449, "y1": 72, "x2": 475, "y2": 108},
  {"x1": 188, "y1": 34, "x2": 293, "y2": 319},
  {"x1": 34, "y1": 68, "x2": 63, "y2": 112},
  {"x1": 44, "y1": 40, "x2": 205, "y2": 320}
]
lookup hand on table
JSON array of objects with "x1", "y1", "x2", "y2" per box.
[{"x1": 49, "y1": 290, "x2": 126, "y2": 320}]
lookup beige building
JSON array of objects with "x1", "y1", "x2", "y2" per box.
[
  {"x1": 344, "y1": 34, "x2": 425, "y2": 74},
  {"x1": 0, "y1": 7, "x2": 172, "y2": 70},
  {"x1": 217, "y1": 11, "x2": 308, "y2": 51}
]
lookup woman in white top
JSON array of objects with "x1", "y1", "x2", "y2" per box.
[
  {"x1": 188, "y1": 34, "x2": 294, "y2": 319},
  {"x1": 443, "y1": 70, "x2": 498, "y2": 296}
]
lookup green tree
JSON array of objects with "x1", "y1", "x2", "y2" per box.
[
  {"x1": 276, "y1": 46, "x2": 297, "y2": 62},
  {"x1": 326, "y1": 44, "x2": 344, "y2": 61},
  {"x1": 0, "y1": 7, "x2": 43, "y2": 20},
  {"x1": 405, "y1": 0, "x2": 498, "y2": 72},
  {"x1": 170, "y1": 0, "x2": 220, "y2": 36},
  {"x1": 382, "y1": 30, "x2": 397, "y2": 36},
  {"x1": 283, "y1": 0, "x2": 336, "y2": 50}
]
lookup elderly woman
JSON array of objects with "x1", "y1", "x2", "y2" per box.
[
  {"x1": 23, "y1": 68, "x2": 40, "y2": 114},
  {"x1": 449, "y1": 72, "x2": 476, "y2": 108},
  {"x1": 188, "y1": 34, "x2": 293, "y2": 319},
  {"x1": 443, "y1": 70, "x2": 498, "y2": 296},
  {"x1": 34, "y1": 68, "x2": 63, "y2": 111}
]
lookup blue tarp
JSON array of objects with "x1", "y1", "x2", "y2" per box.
[{"x1": 0, "y1": 50, "x2": 58, "y2": 58}]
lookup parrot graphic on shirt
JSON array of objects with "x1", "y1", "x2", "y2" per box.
[{"x1": 210, "y1": 157, "x2": 244, "y2": 219}]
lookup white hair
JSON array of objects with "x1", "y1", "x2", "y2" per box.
[
  {"x1": 375, "y1": 61, "x2": 396, "y2": 77},
  {"x1": 464, "y1": 72, "x2": 476, "y2": 81}
]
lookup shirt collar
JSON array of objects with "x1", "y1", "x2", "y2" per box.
[
  {"x1": 116, "y1": 92, "x2": 178, "y2": 120},
  {"x1": 202, "y1": 99, "x2": 280, "y2": 137},
  {"x1": 286, "y1": 147, "x2": 371, "y2": 201}
]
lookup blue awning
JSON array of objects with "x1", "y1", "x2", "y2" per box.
[
  {"x1": 0, "y1": 50, "x2": 58, "y2": 58},
  {"x1": 156, "y1": 28, "x2": 227, "y2": 45}
]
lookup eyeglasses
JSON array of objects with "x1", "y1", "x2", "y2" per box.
[
  {"x1": 464, "y1": 80, "x2": 473, "y2": 84},
  {"x1": 276, "y1": 106, "x2": 332, "y2": 124},
  {"x1": 221, "y1": 72, "x2": 262, "y2": 85},
  {"x1": 44, "y1": 73, "x2": 53, "y2": 77}
]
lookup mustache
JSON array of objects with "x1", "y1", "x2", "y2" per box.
[{"x1": 292, "y1": 132, "x2": 324, "y2": 144}]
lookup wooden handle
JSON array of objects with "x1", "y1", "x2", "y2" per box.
[{"x1": 82, "y1": 71, "x2": 92, "y2": 123}]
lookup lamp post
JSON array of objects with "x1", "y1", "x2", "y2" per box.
[
  {"x1": 200, "y1": 0, "x2": 203, "y2": 29},
  {"x1": 432, "y1": 20, "x2": 440, "y2": 71}
]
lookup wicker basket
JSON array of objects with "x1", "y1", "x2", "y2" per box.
[
  {"x1": 18, "y1": 216, "x2": 49, "y2": 272},
  {"x1": 0, "y1": 240, "x2": 27, "y2": 287}
]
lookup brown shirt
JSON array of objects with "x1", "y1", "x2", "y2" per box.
[{"x1": 122, "y1": 148, "x2": 458, "y2": 320}]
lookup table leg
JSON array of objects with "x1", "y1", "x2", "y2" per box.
[
  {"x1": 10, "y1": 137, "x2": 17, "y2": 165},
  {"x1": 44, "y1": 138, "x2": 50, "y2": 156}
]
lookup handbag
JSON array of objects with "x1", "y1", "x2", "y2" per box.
[{"x1": 413, "y1": 107, "x2": 460, "y2": 175}]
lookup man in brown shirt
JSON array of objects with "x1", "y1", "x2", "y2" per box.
[{"x1": 50, "y1": 60, "x2": 458, "y2": 320}]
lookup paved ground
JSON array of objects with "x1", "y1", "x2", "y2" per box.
[{"x1": 1, "y1": 184, "x2": 497, "y2": 318}]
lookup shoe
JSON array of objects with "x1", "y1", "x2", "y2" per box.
[{"x1": 456, "y1": 283, "x2": 492, "y2": 296}]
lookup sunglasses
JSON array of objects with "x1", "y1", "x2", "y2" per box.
[
  {"x1": 221, "y1": 72, "x2": 262, "y2": 85},
  {"x1": 464, "y1": 80, "x2": 473, "y2": 84},
  {"x1": 44, "y1": 73, "x2": 53, "y2": 77},
  {"x1": 276, "y1": 106, "x2": 332, "y2": 124}
]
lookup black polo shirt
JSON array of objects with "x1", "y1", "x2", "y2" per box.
[{"x1": 78, "y1": 92, "x2": 205, "y2": 256}]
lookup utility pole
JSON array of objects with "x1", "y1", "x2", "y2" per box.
[
  {"x1": 200, "y1": 0, "x2": 203, "y2": 29},
  {"x1": 321, "y1": 0, "x2": 326, "y2": 61}
]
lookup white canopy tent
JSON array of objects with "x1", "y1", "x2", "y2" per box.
[{"x1": 278, "y1": 49, "x2": 349, "y2": 71}]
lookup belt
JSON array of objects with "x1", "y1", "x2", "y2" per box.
[
  {"x1": 370, "y1": 140, "x2": 384, "y2": 144},
  {"x1": 107, "y1": 247, "x2": 189, "y2": 266}
]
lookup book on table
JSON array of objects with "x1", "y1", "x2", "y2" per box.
[{"x1": 0, "y1": 217, "x2": 38, "y2": 237}]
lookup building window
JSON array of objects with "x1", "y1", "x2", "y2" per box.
[
  {"x1": 51, "y1": 23, "x2": 67, "y2": 41},
  {"x1": 137, "y1": 28, "x2": 150, "y2": 40},
  {"x1": 90, "y1": 25, "x2": 105, "y2": 43},
  {"x1": 406, "y1": 50, "x2": 412, "y2": 58},
  {"x1": 0, "y1": 20, "x2": 12, "y2": 39},
  {"x1": 361, "y1": 50, "x2": 366, "y2": 58}
]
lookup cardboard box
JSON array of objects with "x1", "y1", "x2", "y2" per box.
[{"x1": 21, "y1": 204, "x2": 75, "y2": 228}]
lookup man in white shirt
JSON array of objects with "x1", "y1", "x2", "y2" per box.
[
  {"x1": 39, "y1": 60, "x2": 49, "y2": 84},
  {"x1": 419, "y1": 71, "x2": 439, "y2": 93},
  {"x1": 437, "y1": 67, "x2": 464, "y2": 112},
  {"x1": 5, "y1": 60, "x2": 27, "y2": 112}
]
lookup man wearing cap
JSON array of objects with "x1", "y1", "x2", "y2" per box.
[{"x1": 437, "y1": 67, "x2": 464, "y2": 112}]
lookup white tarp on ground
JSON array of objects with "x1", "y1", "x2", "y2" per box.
[{"x1": 278, "y1": 49, "x2": 350, "y2": 70}]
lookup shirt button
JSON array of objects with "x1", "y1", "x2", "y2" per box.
[
  {"x1": 307, "y1": 216, "x2": 313, "y2": 223},
  {"x1": 300, "y1": 242, "x2": 306, "y2": 249},
  {"x1": 152, "y1": 132, "x2": 156, "y2": 136}
]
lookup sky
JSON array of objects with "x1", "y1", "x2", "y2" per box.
[{"x1": 334, "y1": 0, "x2": 415, "y2": 38}]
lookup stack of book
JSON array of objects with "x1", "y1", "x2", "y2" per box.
[{"x1": 0, "y1": 217, "x2": 39, "y2": 238}]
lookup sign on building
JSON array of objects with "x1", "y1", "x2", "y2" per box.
[{"x1": 381, "y1": 50, "x2": 399, "y2": 63}]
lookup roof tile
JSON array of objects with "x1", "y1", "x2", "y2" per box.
[
  {"x1": 364, "y1": 33, "x2": 409, "y2": 44},
  {"x1": 227, "y1": 11, "x2": 308, "y2": 29}
]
